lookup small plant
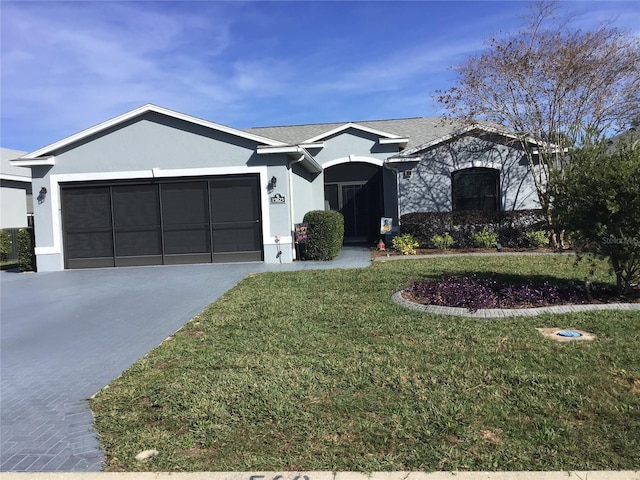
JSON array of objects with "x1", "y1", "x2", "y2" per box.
[
  {"x1": 0, "y1": 230, "x2": 11, "y2": 262},
  {"x1": 431, "y1": 232, "x2": 455, "y2": 250},
  {"x1": 392, "y1": 233, "x2": 420, "y2": 255},
  {"x1": 406, "y1": 275, "x2": 583, "y2": 312},
  {"x1": 526, "y1": 230, "x2": 549, "y2": 248},
  {"x1": 17, "y1": 228, "x2": 35, "y2": 272},
  {"x1": 469, "y1": 230, "x2": 498, "y2": 248}
]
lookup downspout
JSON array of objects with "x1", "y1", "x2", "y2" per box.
[{"x1": 288, "y1": 154, "x2": 305, "y2": 260}]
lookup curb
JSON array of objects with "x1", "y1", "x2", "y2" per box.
[
  {"x1": 2, "y1": 471, "x2": 639, "y2": 480},
  {"x1": 392, "y1": 290, "x2": 640, "y2": 318}
]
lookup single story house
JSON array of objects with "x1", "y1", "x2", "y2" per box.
[
  {"x1": 1, "y1": 147, "x2": 31, "y2": 229},
  {"x1": 11, "y1": 104, "x2": 539, "y2": 271}
]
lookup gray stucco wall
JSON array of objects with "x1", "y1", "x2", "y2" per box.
[
  {"x1": 314, "y1": 129, "x2": 396, "y2": 165},
  {"x1": 50, "y1": 112, "x2": 261, "y2": 173},
  {"x1": 399, "y1": 134, "x2": 539, "y2": 215}
]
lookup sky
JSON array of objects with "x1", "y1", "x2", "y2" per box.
[{"x1": 1, "y1": 0, "x2": 639, "y2": 153}]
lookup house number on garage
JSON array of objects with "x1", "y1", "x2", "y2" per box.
[{"x1": 270, "y1": 193, "x2": 286, "y2": 204}]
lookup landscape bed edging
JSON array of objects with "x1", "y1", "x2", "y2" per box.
[{"x1": 392, "y1": 290, "x2": 640, "y2": 318}]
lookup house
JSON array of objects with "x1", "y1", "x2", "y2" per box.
[
  {"x1": 1, "y1": 147, "x2": 31, "y2": 229},
  {"x1": 11, "y1": 104, "x2": 538, "y2": 271}
]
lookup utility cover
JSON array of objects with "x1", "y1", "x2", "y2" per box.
[{"x1": 556, "y1": 330, "x2": 582, "y2": 338}]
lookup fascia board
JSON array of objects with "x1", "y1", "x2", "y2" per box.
[
  {"x1": 379, "y1": 137, "x2": 409, "y2": 145},
  {"x1": 257, "y1": 142, "x2": 324, "y2": 154},
  {"x1": 303, "y1": 122, "x2": 403, "y2": 143},
  {"x1": 0, "y1": 173, "x2": 32, "y2": 182},
  {"x1": 21, "y1": 104, "x2": 286, "y2": 159},
  {"x1": 10, "y1": 156, "x2": 56, "y2": 166}
]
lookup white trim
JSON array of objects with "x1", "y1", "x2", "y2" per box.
[
  {"x1": 257, "y1": 142, "x2": 325, "y2": 153},
  {"x1": 298, "y1": 142, "x2": 325, "y2": 149},
  {"x1": 0, "y1": 173, "x2": 32, "y2": 182},
  {"x1": 379, "y1": 137, "x2": 409, "y2": 145},
  {"x1": 303, "y1": 122, "x2": 403, "y2": 143},
  {"x1": 21, "y1": 104, "x2": 286, "y2": 159},
  {"x1": 10, "y1": 156, "x2": 56, "y2": 166},
  {"x1": 39, "y1": 166, "x2": 271, "y2": 262},
  {"x1": 448, "y1": 161, "x2": 504, "y2": 173},
  {"x1": 322, "y1": 155, "x2": 384, "y2": 169}
]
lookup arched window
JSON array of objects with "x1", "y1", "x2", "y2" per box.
[{"x1": 451, "y1": 167, "x2": 499, "y2": 211}]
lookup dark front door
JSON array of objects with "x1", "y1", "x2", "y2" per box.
[
  {"x1": 324, "y1": 179, "x2": 381, "y2": 243},
  {"x1": 62, "y1": 175, "x2": 262, "y2": 269}
]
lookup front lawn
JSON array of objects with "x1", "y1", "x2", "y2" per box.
[{"x1": 91, "y1": 255, "x2": 640, "y2": 471}]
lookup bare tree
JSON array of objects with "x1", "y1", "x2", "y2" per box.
[{"x1": 437, "y1": 0, "x2": 640, "y2": 246}]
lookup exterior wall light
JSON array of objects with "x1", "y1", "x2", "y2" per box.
[{"x1": 38, "y1": 187, "x2": 47, "y2": 204}]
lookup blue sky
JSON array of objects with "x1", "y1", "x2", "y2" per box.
[{"x1": 1, "y1": 1, "x2": 638, "y2": 152}]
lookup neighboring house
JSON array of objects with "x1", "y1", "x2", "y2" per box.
[
  {"x1": 11, "y1": 104, "x2": 539, "y2": 271},
  {"x1": 1, "y1": 147, "x2": 31, "y2": 229}
]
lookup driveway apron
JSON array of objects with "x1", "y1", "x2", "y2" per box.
[{"x1": 0, "y1": 247, "x2": 371, "y2": 472}]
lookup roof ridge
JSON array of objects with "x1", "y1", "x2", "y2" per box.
[{"x1": 246, "y1": 116, "x2": 443, "y2": 130}]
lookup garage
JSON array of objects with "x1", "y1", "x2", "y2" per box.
[{"x1": 61, "y1": 174, "x2": 262, "y2": 269}]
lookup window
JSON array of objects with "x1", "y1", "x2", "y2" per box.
[{"x1": 451, "y1": 167, "x2": 499, "y2": 211}]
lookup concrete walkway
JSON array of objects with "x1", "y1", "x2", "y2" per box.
[{"x1": 0, "y1": 248, "x2": 371, "y2": 472}]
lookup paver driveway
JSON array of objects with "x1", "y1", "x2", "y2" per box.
[{"x1": 0, "y1": 248, "x2": 370, "y2": 472}]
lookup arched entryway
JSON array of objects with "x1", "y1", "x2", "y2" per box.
[{"x1": 324, "y1": 162, "x2": 383, "y2": 243}]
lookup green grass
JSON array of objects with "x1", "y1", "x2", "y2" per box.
[
  {"x1": 0, "y1": 260, "x2": 18, "y2": 270},
  {"x1": 90, "y1": 255, "x2": 640, "y2": 471}
]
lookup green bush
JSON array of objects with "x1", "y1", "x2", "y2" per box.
[
  {"x1": 469, "y1": 230, "x2": 498, "y2": 248},
  {"x1": 391, "y1": 233, "x2": 420, "y2": 255},
  {"x1": 526, "y1": 230, "x2": 549, "y2": 247},
  {"x1": 0, "y1": 230, "x2": 11, "y2": 262},
  {"x1": 401, "y1": 210, "x2": 545, "y2": 248},
  {"x1": 301, "y1": 210, "x2": 344, "y2": 260},
  {"x1": 17, "y1": 228, "x2": 35, "y2": 272},
  {"x1": 431, "y1": 232, "x2": 455, "y2": 250}
]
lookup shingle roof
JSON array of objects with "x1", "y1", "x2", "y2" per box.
[{"x1": 244, "y1": 117, "x2": 470, "y2": 150}]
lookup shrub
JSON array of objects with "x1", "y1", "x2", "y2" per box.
[
  {"x1": 391, "y1": 233, "x2": 420, "y2": 255},
  {"x1": 0, "y1": 230, "x2": 11, "y2": 262},
  {"x1": 469, "y1": 230, "x2": 498, "y2": 248},
  {"x1": 526, "y1": 230, "x2": 549, "y2": 247},
  {"x1": 431, "y1": 232, "x2": 455, "y2": 250},
  {"x1": 401, "y1": 210, "x2": 545, "y2": 248},
  {"x1": 301, "y1": 210, "x2": 344, "y2": 260},
  {"x1": 17, "y1": 228, "x2": 35, "y2": 272}
]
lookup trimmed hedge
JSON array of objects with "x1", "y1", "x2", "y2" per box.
[
  {"x1": 301, "y1": 210, "x2": 344, "y2": 260},
  {"x1": 17, "y1": 228, "x2": 35, "y2": 272},
  {"x1": 401, "y1": 210, "x2": 545, "y2": 248}
]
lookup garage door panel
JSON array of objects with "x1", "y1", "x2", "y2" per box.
[
  {"x1": 163, "y1": 226, "x2": 211, "y2": 255},
  {"x1": 66, "y1": 231, "x2": 114, "y2": 259},
  {"x1": 161, "y1": 182, "x2": 208, "y2": 226},
  {"x1": 212, "y1": 224, "x2": 261, "y2": 253},
  {"x1": 112, "y1": 185, "x2": 160, "y2": 227},
  {"x1": 115, "y1": 229, "x2": 162, "y2": 257}
]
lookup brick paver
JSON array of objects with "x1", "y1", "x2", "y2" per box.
[{"x1": 0, "y1": 247, "x2": 371, "y2": 472}]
